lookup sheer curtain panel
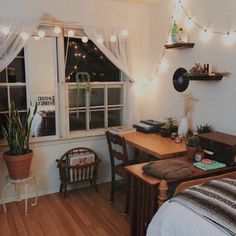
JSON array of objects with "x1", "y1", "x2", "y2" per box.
[{"x1": 0, "y1": 17, "x2": 39, "y2": 72}]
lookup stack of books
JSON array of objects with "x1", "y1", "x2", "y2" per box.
[
  {"x1": 109, "y1": 126, "x2": 136, "y2": 135},
  {"x1": 193, "y1": 160, "x2": 226, "y2": 171}
]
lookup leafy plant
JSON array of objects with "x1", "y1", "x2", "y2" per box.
[
  {"x1": 1, "y1": 101, "x2": 37, "y2": 156},
  {"x1": 196, "y1": 123, "x2": 213, "y2": 134},
  {"x1": 186, "y1": 133, "x2": 199, "y2": 148},
  {"x1": 163, "y1": 117, "x2": 178, "y2": 132}
]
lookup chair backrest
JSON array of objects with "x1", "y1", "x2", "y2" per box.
[{"x1": 105, "y1": 131, "x2": 129, "y2": 166}]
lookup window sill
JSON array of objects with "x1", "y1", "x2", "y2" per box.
[{"x1": 0, "y1": 129, "x2": 106, "y2": 149}]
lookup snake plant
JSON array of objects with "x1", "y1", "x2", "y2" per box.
[{"x1": 1, "y1": 101, "x2": 37, "y2": 156}]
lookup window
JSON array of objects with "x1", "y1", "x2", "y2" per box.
[
  {"x1": 0, "y1": 50, "x2": 27, "y2": 138},
  {"x1": 65, "y1": 38, "x2": 125, "y2": 133}
]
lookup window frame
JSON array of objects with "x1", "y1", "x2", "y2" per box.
[
  {"x1": 0, "y1": 36, "x2": 127, "y2": 143},
  {"x1": 66, "y1": 81, "x2": 126, "y2": 136}
]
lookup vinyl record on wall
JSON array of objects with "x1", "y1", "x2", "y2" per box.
[{"x1": 173, "y1": 67, "x2": 189, "y2": 92}]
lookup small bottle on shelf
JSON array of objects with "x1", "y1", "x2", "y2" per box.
[{"x1": 171, "y1": 21, "x2": 178, "y2": 43}]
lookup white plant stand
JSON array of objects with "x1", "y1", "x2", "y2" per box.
[{"x1": 2, "y1": 172, "x2": 38, "y2": 215}]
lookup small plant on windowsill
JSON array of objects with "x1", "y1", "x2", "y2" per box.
[{"x1": 1, "y1": 101, "x2": 37, "y2": 179}]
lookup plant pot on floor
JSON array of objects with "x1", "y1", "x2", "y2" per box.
[{"x1": 4, "y1": 150, "x2": 33, "y2": 180}]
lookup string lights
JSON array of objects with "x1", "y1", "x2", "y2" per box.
[
  {"x1": 179, "y1": 0, "x2": 236, "y2": 43},
  {"x1": 141, "y1": 0, "x2": 236, "y2": 89}
]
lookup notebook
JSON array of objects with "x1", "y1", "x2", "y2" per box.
[{"x1": 193, "y1": 160, "x2": 226, "y2": 171}]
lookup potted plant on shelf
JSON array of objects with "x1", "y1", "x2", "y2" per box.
[
  {"x1": 196, "y1": 123, "x2": 213, "y2": 134},
  {"x1": 186, "y1": 132, "x2": 199, "y2": 159},
  {"x1": 1, "y1": 101, "x2": 37, "y2": 180}
]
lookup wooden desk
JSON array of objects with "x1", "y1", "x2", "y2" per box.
[
  {"x1": 125, "y1": 157, "x2": 236, "y2": 236},
  {"x1": 123, "y1": 131, "x2": 186, "y2": 159}
]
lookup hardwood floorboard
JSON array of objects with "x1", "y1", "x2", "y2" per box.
[{"x1": 0, "y1": 182, "x2": 130, "y2": 236}]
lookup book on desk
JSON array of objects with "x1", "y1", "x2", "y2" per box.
[
  {"x1": 109, "y1": 126, "x2": 136, "y2": 135},
  {"x1": 193, "y1": 160, "x2": 226, "y2": 171}
]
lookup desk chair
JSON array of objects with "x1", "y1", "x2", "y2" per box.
[{"x1": 105, "y1": 131, "x2": 136, "y2": 214}]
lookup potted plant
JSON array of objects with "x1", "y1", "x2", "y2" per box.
[
  {"x1": 186, "y1": 132, "x2": 199, "y2": 159},
  {"x1": 1, "y1": 101, "x2": 37, "y2": 179},
  {"x1": 196, "y1": 123, "x2": 213, "y2": 134},
  {"x1": 160, "y1": 117, "x2": 178, "y2": 137}
]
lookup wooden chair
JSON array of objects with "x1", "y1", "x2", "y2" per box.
[
  {"x1": 105, "y1": 131, "x2": 136, "y2": 214},
  {"x1": 57, "y1": 147, "x2": 101, "y2": 198}
]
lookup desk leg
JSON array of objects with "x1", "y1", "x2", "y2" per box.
[
  {"x1": 158, "y1": 180, "x2": 168, "y2": 208},
  {"x1": 130, "y1": 175, "x2": 159, "y2": 236}
]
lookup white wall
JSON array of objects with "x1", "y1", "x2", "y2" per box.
[
  {"x1": 144, "y1": 0, "x2": 236, "y2": 135},
  {"x1": 0, "y1": 0, "x2": 150, "y2": 202}
]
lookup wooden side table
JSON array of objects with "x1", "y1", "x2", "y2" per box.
[
  {"x1": 125, "y1": 157, "x2": 236, "y2": 236},
  {"x1": 2, "y1": 172, "x2": 38, "y2": 215}
]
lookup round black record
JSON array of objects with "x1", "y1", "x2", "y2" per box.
[{"x1": 173, "y1": 67, "x2": 189, "y2": 92}]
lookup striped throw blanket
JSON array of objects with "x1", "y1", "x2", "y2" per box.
[{"x1": 172, "y1": 178, "x2": 236, "y2": 236}]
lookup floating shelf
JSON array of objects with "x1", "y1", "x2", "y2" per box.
[
  {"x1": 186, "y1": 73, "x2": 223, "y2": 81},
  {"x1": 164, "y1": 43, "x2": 195, "y2": 49}
]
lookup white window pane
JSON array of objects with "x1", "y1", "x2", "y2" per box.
[
  {"x1": 0, "y1": 87, "x2": 8, "y2": 111},
  {"x1": 108, "y1": 109, "x2": 122, "y2": 127},
  {"x1": 108, "y1": 88, "x2": 122, "y2": 105},
  {"x1": 10, "y1": 86, "x2": 27, "y2": 110},
  {"x1": 8, "y1": 56, "x2": 25, "y2": 83},
  {"x1": 69, "y1": 110, "x2": 86, "y2": 131},
  {"x1": 90, "y1": 110, "x2": 104, "y2": 129},
  {"x1": 69, "y1": 88, "x2": 86, "y2": 108},
  {"x1": 90, "y1": 88, "x2": 104, "y2": 106}
]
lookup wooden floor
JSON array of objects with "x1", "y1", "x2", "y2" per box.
[{"x1": 0, "y1": 183, "x2": 130, "y2": 236}]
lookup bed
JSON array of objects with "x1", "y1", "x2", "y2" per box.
[{"x1": 147, "y1": 172, "x2": 236, "y2": 236}]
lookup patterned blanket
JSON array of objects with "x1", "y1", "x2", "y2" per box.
[{"x1": 172, "y1": 178, "x2": 236, "y2": 236}]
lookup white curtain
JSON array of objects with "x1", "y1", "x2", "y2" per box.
[
  {"x1": 84, "y1": 26, "x2": 140, "y2": 125},
  {"x1": 84, "y1": 26, "x2": 133, "y2": 82},
  {"x1": 0, "y1": 17, "x2": 39, "y2": 72}
]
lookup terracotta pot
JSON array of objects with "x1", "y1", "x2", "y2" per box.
[
  {"x1": 3, "y1": 150, "x2": 33, "y2": 180},
  {"x1": 186, "y1": 146, "x2": 197, "y2": 159}
]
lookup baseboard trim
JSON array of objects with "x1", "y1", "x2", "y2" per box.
[{"x1": 0, "y1": 177, "x2": 111, "y2": 204}]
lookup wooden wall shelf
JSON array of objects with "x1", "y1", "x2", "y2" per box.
[
  {"x1": 164, "y1": 43, "x2": 195, "y2": 49},
  {"x1": 186, "y1": 73, "x2": 223, "y2": 81}
]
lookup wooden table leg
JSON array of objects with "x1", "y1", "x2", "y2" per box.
[{"x1": 158, "y1": 180, "x2": 168, "y2": 208}]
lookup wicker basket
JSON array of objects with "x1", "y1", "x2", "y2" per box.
[{"x1": 57, "y1": 147, "x2": 101, "y2": 197}]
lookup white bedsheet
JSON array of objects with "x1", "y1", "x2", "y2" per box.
[{"x1": 146, "y1": 200, "x2": 230, "y2": 236}]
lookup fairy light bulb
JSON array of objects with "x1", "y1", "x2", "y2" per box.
[
  {"x1": 20, "y1": 32, "x2": 30, "y2": 41},
  {"x1": 185, "y1": 17, "x2": 194, "y2": 30},
  {"x1": 54, "y1": 26, "x2": 61, "y2": 34},
  {"x1": 110, "y1": 35, "x2": 117, "y2": 42},
  {"x1": 133, "y1": 83, "x2": 142, "y2": 93},
  {"x1": 1, "y1": 26, "x2": 10, "y2": 35},
  {"x1": 200, "y1": 29, "x2": 213, "y2": 43},
  {"x1": 121, "y1": 29, "x2": 129, "y2": 37},
  {"x1": 33, "y1": 36, "x2": 40, "y2": 40},
  {"x1": 68, "y1": 30, "x2": 75, "y2": 37},
  {"x1": 159, "y1": 58, "x2": 168, "y2": 72},
  {"x1": 223, "y1": 32, "x2": 236, "y2": 46},
  {"x1": 38, "y1": 30, "x2": 46, "y2": 38},
  {"x1": 81, "y1": 36, "x2": 88, "y2": 43},
  {"x1": 97, "y1": 37, "x2": 104, "y2": 44}
]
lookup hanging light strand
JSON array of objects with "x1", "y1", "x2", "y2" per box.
[
  {"x1": 179, "y1": 0, "x2": 232, "y2": 35},
  {"x1": 142, "y1": 0, "x2": 178, "y2": 88}
]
